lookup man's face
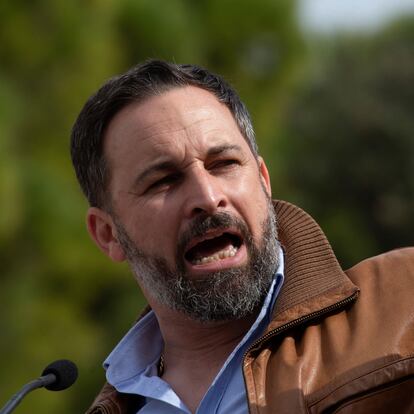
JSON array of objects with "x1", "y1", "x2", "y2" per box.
[{"x1": 99, "y1": 86, "x2": 279, "y2": 320}]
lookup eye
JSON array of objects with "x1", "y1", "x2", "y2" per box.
[
  {"x1": 147, "y1": 173, "x2": 181, "y2": 192},
  {"x1": 210, "y1": 159, "x2": 240, "y2": 170}
]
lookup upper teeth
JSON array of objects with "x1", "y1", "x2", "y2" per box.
[{"x1": 192, "y1": 245, "x2": 238, "y2": 265}]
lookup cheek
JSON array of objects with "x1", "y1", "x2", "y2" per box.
[
  {"x1": 125, "y1": 203, "x2": 179, "y2": 259},
  {"x1": 234, "y1": 168, "x2": 268, "y2": 200},
  {"x1": 230, "y1": 176, "x2": 270, "y2": 228}
]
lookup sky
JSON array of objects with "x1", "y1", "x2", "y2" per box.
[{"x1": 299, "y1": 0, "x2": 414, "y2": 32}]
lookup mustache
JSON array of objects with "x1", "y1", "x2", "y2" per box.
[{"x1": 177, "y1": 212, "x2": 250, "y2": 257}]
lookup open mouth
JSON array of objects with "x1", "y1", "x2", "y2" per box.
[{"x1": 184, "y1": 231, "x2": 243, "y2": 266}]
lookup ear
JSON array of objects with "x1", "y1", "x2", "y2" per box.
[
  {"x1": 258, "y1": 156, "x2": 272, "y2": 197},
  {"x1": 86, "y1": 207, "x2": 126, "y2": 262}
]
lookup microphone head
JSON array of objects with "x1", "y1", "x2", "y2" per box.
[{"x1": 41, "y1": 359, "x2": 78, "y2": 391}]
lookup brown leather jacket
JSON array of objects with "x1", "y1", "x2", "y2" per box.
[{"x1": 86, "y1": 200, "x2": 414, "y2": 413}]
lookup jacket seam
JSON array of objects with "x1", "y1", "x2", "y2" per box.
[
  {"x1": 308, "y1": 354, "x2": 414, "y2": 408},
  {"x1": 330, "y1": 376, "x2": 414, "y2": 414}
]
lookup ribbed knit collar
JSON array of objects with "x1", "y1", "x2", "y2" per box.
[{"x1": 266, "y1": 200, "x2": 358, "y2": 335}]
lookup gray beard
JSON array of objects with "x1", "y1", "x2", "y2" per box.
[{"x1": 114, "y1": 200, "x2": 280, "y2": 322}]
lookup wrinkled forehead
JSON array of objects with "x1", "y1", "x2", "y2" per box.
[{"x1": 103, "y1": 86, "x2": 249, "y2": 163}]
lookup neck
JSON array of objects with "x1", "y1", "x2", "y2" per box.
[
  {"x1": 153, "y1": 302, "x2": 258, "y2": 363},
  {"x1": 145, "y1": 295, "x2": 260, "y2": 413}
]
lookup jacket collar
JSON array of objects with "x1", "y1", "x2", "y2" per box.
[{"x1": 265, "y1": 200, "x2": 358, "y2": 336}]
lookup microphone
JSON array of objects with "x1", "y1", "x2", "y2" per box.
[{"x1": 0, "y1": 359, "x2": 78, "y2": 414}]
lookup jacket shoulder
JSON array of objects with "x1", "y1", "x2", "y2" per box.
[
  {"x1": 346, "y1": 247, "x2": 414, "y2": 285},
  {"x1": 344, "y1": 247, "x2": 414, "y2": 354}
]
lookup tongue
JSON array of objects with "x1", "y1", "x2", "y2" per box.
[{"x1": 189, "y1": 234, "x2": 233, "y2": 260}]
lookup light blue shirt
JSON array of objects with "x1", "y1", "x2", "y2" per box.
[{"x1": 104, "y1": 251, "x2": 284, "y2": 413}]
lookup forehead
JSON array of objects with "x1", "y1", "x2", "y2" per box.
[{"x1": 103, "y1": 86, "x2": 249, "y2": 163}]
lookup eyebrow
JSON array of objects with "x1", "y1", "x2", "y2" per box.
[
  {"x1": 135, "y1": 144, "x2": 244, "y2": 186},
  {"x1": 207, "y1": 144, "x2": 242, "y2": 157}
]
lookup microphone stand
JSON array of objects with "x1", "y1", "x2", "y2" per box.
[{"x1": 0, "y1": 374, "x2": 55, "y2": 414}]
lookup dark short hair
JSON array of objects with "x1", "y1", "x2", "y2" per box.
[{"x1": 70, "y1": 60, "x2": 258, "y2": 208}]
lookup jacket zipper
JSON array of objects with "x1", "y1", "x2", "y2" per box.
[{"x1": 243, "y1": 290, "x2": 359, "y2": 414}]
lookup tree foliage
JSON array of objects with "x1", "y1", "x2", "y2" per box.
[{"x1": 279, "y1": 18, "x2": 414, "y2": 267}]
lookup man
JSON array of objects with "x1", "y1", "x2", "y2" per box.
[{"x1": 71, "y1": 60, "x2": 414, "y2": 413}]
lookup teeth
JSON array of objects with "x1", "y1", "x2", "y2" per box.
[{"x1": 192, "y1": 245, "x2": 238, "y2": 265}]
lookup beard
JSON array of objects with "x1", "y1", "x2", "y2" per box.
[{"x1": 114, "y1": 198, "x2": 280, "y2": 322}]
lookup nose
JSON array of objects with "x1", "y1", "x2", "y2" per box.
[{"x1": 183, "y1": 168, "x2": 228, "y2": 218}]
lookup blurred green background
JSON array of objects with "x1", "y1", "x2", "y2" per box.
[{"x1": 1, "y1": 0, "x2": 413, "y2": 412}]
